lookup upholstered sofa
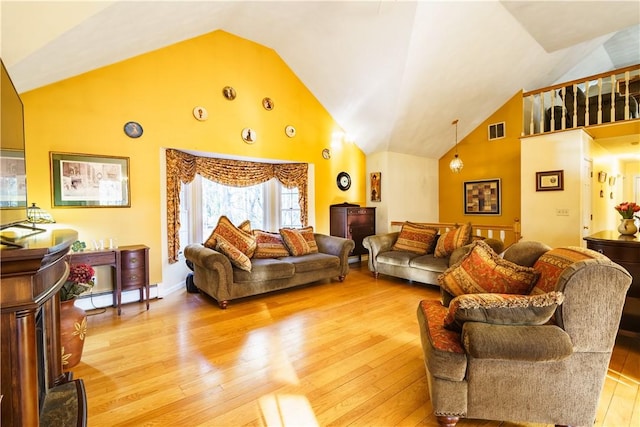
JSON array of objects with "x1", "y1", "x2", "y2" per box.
[
  {"x1": 185, "y1": 233, "x2": 354, "y2": 308},
  {"x1": 417, "y1": 240, "x2": 632, "y2": 427},
  {"x1": 362, "y1": 222, "x2": 505, "y2": 287}
]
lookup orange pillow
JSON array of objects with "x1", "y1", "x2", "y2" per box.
[
  {"x1": 204, "y1": 218, "x2": 251, "y2": 249},
  {"x1": 207, "y1": 216, "x2": 256, "y2": 258},
  {"x1": 252, "y1": 230, "x2": 290, "y2": 259},
  {"x1": 434, "y1": 223, "x2": 472, "y2": 258},
  {"x1": 280, "y1": 228, "x2": 311, "y2": 256},
  {"x1": 392, "y1": 222, "x2": 438, "y2": 255}
]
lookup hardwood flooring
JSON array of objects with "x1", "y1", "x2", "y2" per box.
[{"x1": 73, "y1": 263, "x2": 639, "y2": 426}]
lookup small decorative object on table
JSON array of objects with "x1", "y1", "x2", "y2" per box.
[
  {"x1": 60, "y1": 264, "x2": 95, "y2": 370},
  {"x1": 71, "y1": 240, "x2": 86, "y2": 252},
  {"x1": 614, "y1": 202, "x2": 639, "y2": 236}
]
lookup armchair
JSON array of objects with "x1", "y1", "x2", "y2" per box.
[{"x1": 417, "y1": 241, "x2": 632, "y2": 426}]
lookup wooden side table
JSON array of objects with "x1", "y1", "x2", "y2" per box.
[{"x1": 117, "y1": 245, "x2": 150, "y2": 315}]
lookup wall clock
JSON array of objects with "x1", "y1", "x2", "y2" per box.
[
  {"x1": 337, "y1": 172, "x2": 351, "y2": 191},
  {"x1": 124, "y1": 121, "x2": 143, "y2": 138}
]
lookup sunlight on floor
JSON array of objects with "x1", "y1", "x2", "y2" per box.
[
  {"x1": 258, "y1": 394, "x2": 319, "y2": 427},
  {"x1": 607, "y1": 368, "x2": 640, "y2": 386}
]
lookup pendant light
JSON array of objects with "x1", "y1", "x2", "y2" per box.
[{"x1": 449, "y1": 119, "x2": 464, "y2": 173}]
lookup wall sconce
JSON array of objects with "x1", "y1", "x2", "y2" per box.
[{"x1": 449, "y1": 119, "x2": 464, "y2": 173}]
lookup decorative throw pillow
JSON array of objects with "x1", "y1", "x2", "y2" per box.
[
  {"x1": 443, "y1": 291, "x2": 564, "y2": 331},
  {"x1": 217, "y1": 240, "x2": 252, "y2": 272},
  {"x1": 438, "y1": 240, "x2": 540, "y2": 297},
  {"x1": 392, "y1": 222, "x2": 439, "y2": 255},
  {"x1": 280, "y1": 228, "x2": 311, "y2": 256},
  {"x1": 252, "y1": 230, "x2": 290, "y2": 259},
  {"x1": 209, "y1": 216, "x2": 257, "y2": 257},
  {"x1": 297, "y1": 226, "x2": 318, "y2": 253},
  {"x1": 530, "y1": 246, "x2": 608, "y2": 295},
  {"x1": 203, "y1": 218, "x2": 252, "y2": 250},
  {"x1": 434, "y1": 223, "x2": 472, "y2": 258}
]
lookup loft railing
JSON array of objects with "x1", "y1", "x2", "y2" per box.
[{"x1": 522, "y1": 64, "x2": 640, "y2": 136}]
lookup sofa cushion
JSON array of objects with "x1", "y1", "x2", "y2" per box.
[
  {"x1": 298, "y1": 226, "x2": 319, "y2": 253},
  {"x1": 217, "y1": 240, "x2": 252, "y2": 272},
  {"x1": 438, "y1": 240, "x2": 540, "y2": 297},
  {"x1": 280, "y1": 227, "x2": 318, "y2": 256},
  {"x1": 392, "y1": 222, "x2": 439, "y2": 255},
  {"x1": 408, "y1": 254, "x2": 450, "y2": 273},
  {"x1": 206, "y1": 216, "x2": 256, "y2": 258},
  {"x1": 376, "y1": 250, "x2": 419, "y2": 267},
  {"x1": 232, "y1": 257, "x2": 296, "y2": 283},
  {"x1": 434, "y1": 222, "x2": 472, "y2": 258},
  {"x1": 530, "y1": 246, "x2": 608, "y2": 295},
  {"x1": 252, "y1": 230, "x2": 290, "y2": 259},
  {"x1": 204, "y1": 218, "x2": 251, "y2": 249},
  {"x1": 283, "y1": 252, "x2": 340, "y2": 273},
  {"x1": 444, "y1": 291, "x2": 565, "y2": 331}
]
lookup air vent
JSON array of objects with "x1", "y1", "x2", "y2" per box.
[{"x1": 488, "y1": 122, "x2": 505, "y2": 140}]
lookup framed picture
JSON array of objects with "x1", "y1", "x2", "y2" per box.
[
  {"x1": 536, "y1": 170, "x2": 564, "y2": 191},
  {"x1": 464, "y1": 179, "x2": 501, "y2": 215},
  {"x1": 370, "y1": 172, "x2": 381, "y2": 202},
  {"x1": 50, "y1": 152, "x2": 130, "y2": 207},
  {"x1": 609, "y1": 176, "x2": 616, "y2": 186},
  {"x1": 0, "y1": 149, "x2": 27, "y2": 208},
  {"x1": 597, "y1": 171, "x2": 607, "y2": 183}
]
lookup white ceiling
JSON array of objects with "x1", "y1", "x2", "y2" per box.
[{"x1": 1, "y1": 0, "x2": 639, "y2": 159}]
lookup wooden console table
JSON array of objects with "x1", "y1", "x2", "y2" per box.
[
  {"x1": 584, "y1": 231, "x2": 640, "y2": 336},
  {"x1": 69, "y1": 245, "x2": 149, "y2": 315}
]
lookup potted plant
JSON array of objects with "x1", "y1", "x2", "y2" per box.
[
  {"x1": 614, "y1": 202, "x2": 640, "y2": 236},
  {"x1": 60, "y1": 263, "x2": 95, "y2": 370}
]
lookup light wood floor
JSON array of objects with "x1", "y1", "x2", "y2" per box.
[{"x1": 73, "y1": 263, "x2": 639, "y2": 426}]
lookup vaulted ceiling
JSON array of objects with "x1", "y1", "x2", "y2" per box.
[{"x1": 2, "y1": 1, "x2": 639, "y2": 159}]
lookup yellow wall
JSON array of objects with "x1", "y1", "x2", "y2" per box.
[
  {"x1": 438, "y1": 92, "x2": 523, "y2": 228},
  {"x1": 20, "y1": 30, "x2": 366, "y2": 287}
]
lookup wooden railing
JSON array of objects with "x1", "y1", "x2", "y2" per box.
[
  {"x1": 390, "y1": 218, "x2": 522, "y2": 249},
  {"x1": 522, "y1": 64, "x2": 640, "y2": 136}
]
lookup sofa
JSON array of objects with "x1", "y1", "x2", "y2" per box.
[
  {"x1": 416, "y1": 240, "x2": 632, "y2": 426},
  {"x1": 185, "y1": 232, "x2": 354, "y2": 308},
  {"x1": 362, "y1": 222, "x2": 505, "y2": 288}
]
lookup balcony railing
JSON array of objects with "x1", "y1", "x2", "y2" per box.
[{"x1": 522, "y1": 64, "x2": 640, "y2": 136}]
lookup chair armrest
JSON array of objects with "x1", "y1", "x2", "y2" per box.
[
  {"x1": 362, "y1": 232, "x2": 399, "y2": 272},
  {"x1": 462, "y1": 322, "x2": 573, "y2": 362},
  {"x1": 314, "y1": 234, "x2": 355, "y2": 277}
]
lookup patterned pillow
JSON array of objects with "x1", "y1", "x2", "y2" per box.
[
  {"x1": 217, "y1": 240, "x2": 252, "y2": 272},
  {"x1": 434, "y1": 223, "x2": 472, "y2": 258},
  {"x1": 297, "y1": 226, "x2": 318, "y2": 253},
  {"x1": 530, "y1": 246, "x2": 608, "y2": 295},
  {"x1": 392, "y1": 222, "x2": 439, "y2": 255},
  {"x1": 443, "y1": 291, "x2": 564, "y2": 331},
  {"x1": 209, "y1": 216, "x2": 257, "y2": 257},
  {"x1": 204, "y1": 218, "x2": 252, "y2": 249},
  {"x1": 438, "y1": 240, "x2": 540, "y2": 297},
  {"x1": 280, "y1": 228, "x2": 311, "y2": 256},
  {"x1": 252, "y1": 230, "x2": 290, "y2": 259}
]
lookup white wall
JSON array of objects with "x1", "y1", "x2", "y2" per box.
[
  {"x1": 366, "y1": 151, "x2": 439, "y2": 233},
  {"x1": 521, "y1": 130, "x2": 591, "y2": 247}
]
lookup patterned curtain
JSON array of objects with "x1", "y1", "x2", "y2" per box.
[{"x1": 166, "y1": 149, "x2": 308, "y2": 263}]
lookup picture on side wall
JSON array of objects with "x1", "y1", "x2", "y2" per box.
[
  {"x1": 0, "y1": 149, "x2": 27, "y2": 208},
  {"x1": 370, "y1": 172, "x2": 381, "y2": 202},
  {"x1": 536, "y1": 170, "x2": 564, "y2": 191},
  {"x1": 50, "y1": 152, "x2": 130, "y2": 207},
  {"x1": 464, "y1": 179, "x2": 501, "y2": 215}
]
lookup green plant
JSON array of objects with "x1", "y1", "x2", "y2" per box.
[{"x1": 60, "y1": 264, "x2": 95, "y2": 301}]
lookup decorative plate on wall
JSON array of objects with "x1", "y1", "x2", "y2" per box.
[
  {"x1": 223, "y1": 86, "x2": 236, "y2": 100},
  {"x1": 242, "y1": 128, "x2": 257, "y2": 144},
  {"x1": 124, "y1": 121, "x2": 143, "y2": 138},
  {"x1": 322, "y1": 148, "x2": 331, "y2": 160},
  {"x1": 337, "y1": 172, "x2": 351, "y2": 191},
  {"x1": 193, "y1": 106, "x2": 208, "y2": 121},
  {"x1": 262, "y1": 97, "x2": 274, "y2": 110},
  {"x1": 285, "y1": 125, "x2": 296, "y2": 137}
]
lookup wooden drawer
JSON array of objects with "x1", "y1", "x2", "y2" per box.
[
  {"x1": 121, "y1": 268, "x2": 146, "y2": 288},
  {"x1": 588, "y1": 242, "x2": 639, "y2": 263},
  {"x1": 121, "y1": 249, "x2": 145, "y2": 270}
]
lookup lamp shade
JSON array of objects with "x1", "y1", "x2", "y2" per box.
[
  {"x1": 26, "y1": 203, "x2": 55, "y2": 225},
  {"x1": 449, "y1": 155, "x2": 464, "y2": 173}
]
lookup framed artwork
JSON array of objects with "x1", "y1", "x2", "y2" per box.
[
  {"x1": 536, "y1": 170, "x2": 564, "y2": 191},
  {"x1": 50, "y1": 152, "x2": 130, "y2": 207},
  {"x1": 0, "y1": 149, "x2": 27, "y2": 208},
  {"x1": 597, "y1": 171, "x2": 607, "y2": 183},
  {"x1": 464, "y1": 178, "x2": 501, "y2": 215},
  {"x1": 370, "y1": 172, "x2": 381, "y2": 202},
  {"x1": 609, "y1": 176, "x2": 616, "y2": 186}
]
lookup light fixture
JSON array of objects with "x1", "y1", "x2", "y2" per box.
[
  {"x1": 26, "y1": 203, "x2": 55, "y2": 229},
  {"x1": 449, "y1": 119, "x2": 464, "y2": 173}
]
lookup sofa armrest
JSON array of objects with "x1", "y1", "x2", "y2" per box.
[
  {"x1": 184, "y1": 244, "x2": 234, "y2": 298},
  {"x1": 462, "y1": 322, "x2": 573, "y2": 362},
  {"x1": 362, "y1": 232, "x2": 399, "y2": 273},
  {"x1": 314, "y1": 233, "x2": 355, "y2": 277}
]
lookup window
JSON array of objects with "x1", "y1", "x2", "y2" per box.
[{"x1": 188, "y1": 176, "x2": 302, "y2": 244}]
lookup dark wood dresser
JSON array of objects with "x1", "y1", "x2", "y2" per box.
[
  {"x1": 1, "y1": 227, "x2": 87, "y2": 426},
  {"x1": 584, "y1": 231, "x2": 640, "y2": 336},
  {"x1": 330, "y1": 203, "x2": 376, "y2": 257}
]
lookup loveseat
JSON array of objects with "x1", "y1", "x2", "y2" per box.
[
  {"x1": 362, "y1": 222, "x2": 505, "y2": 287},
  {"x1": 417, "y1": 240, "x2": 632, "y2": 426},
  {"x1": 185, "y1": 226, "x2": 354, "y2": 308}
]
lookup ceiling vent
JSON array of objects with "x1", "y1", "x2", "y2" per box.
[{"x1": 488, "y1": 122, "x2": 505, "y2": 140}]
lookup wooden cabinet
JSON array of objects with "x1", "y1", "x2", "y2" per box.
[
  {"x1": 0, "y1": 227, "x2": 87, "y2": 426},
  {"x1": 584, "y1": 231, "x2": 640, "y2": 336},
  {"x1": 118, "y1": 245, "x2": 150, "y2": 315},
  {"x1": 330, "y1": 203, "x2": 376, "y2": 257}
]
